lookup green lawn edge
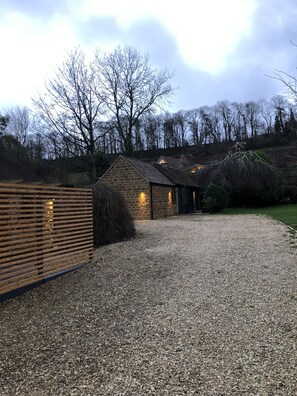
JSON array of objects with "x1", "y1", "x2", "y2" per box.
[{"x1": 222, "y1": 204, "x2": 297, "y2": 230}]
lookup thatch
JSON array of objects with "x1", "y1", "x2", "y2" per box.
[{"x1": 93, "y1": 184, "x2": 135, "y2": 247}]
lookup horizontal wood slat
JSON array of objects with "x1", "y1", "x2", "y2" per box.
[
  {"x1": 0, "y1": 213, "x2": 93, "y2": 224},
  {"x1": 0, "y1": 230, "x2": 93, "y2": 254},
  {"x1": 0, "y1": 260, "x2": 85, "y2": 295},
  {"x1": 0, "y1": 244, "x2": 92, "y2": 281},
  {"x1": 0, "y1": 206, "x2": 92, "y2": 214},
  {"x1": 0, "y1": 182, "x2": 91, "y2": 194},
  {"x1": 0, "y1": 219, "x2": 92, "y2": 233},
  {"x1": 0, "y1": 236, "x2": 93, "y2": 263},
  {"x1": 0, "y1": 227, "x2": 93, "y2": 244},
  {"x1": 0, "y1": 183, "x2": 93, "y2": 295}
]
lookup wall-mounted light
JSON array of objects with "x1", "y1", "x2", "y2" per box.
[
  {"x1": 138, "y1": 191, "x2": 146, "y2": 205},
  {"x1": 168, "y1": 190, "x2": 172, "y2": 204},
  {"x1": 46, "y1": 200, "x2": 54, "y2": 211}
]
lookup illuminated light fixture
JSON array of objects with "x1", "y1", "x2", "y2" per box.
[
  {"x1": 168, "y1": 190, "x2": 172, "y2": 204},
  {"x1": 46, "y1": 200, "x2": 54, "y2": 213},
  {"x1": 45, "y1": 199, "x2": 54, "y2": 238},
  {"x1": 138, "y1": 191, "x2": 146, "y2": 205}
]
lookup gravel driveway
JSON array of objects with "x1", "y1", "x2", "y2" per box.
[{"x1": 0, "y1": 214, "x2": 296, "y2": 395}]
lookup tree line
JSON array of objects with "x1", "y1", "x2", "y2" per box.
[{"x1": 1, "y1": 45, "x2": 297, "y2": 182}]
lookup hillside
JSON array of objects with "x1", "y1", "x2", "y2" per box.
[
  {"x1": 128, "y1": 136, "x2": 297, "y2": 168},
  {"x1": 11, "y1": 135, "x2": 295, "y2": 187}
]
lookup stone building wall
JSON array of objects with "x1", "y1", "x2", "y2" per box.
[
  {"x1": 99, "y1": 157, "x2": 151, "y2": 220},
  {"x1": 151, "y1": 185, "x2": 177, "y2": 219}
]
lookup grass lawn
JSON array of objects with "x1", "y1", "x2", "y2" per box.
[{"x1": 222, "y1": 204, "x2": 297, "y2": 230}]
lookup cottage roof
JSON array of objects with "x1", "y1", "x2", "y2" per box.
[
  {"x1": 157, "y1": 155, "x2": 180, "y2": 168},
  {"x1": 0, "y1": 151, "x2": 43, "y2": 183},
  {"x1": 154, "y1": 163, "x2": 199, "y2": 188},
  {"x1": 157, "y1": 154, "x2": 201, "y2": 170},
  {"x1": 122, "y1": 156, "x2": 175, "y2": 186}
]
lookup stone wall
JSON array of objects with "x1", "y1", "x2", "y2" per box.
[
  {"x1": 99, "y1": 157, "x2": 151, "y2": 220},
  {"x1": 151, "y1": 185, "x2": 177, "y2": 219}
]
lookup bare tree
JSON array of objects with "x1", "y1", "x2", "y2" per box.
[
  {"x1": 5, "y1": 106, "x2": 30, "y2": 146},
  {"x1": 0, "y1": 114, "x2": 9, "y2": 136},
  {"x1": 270, "y1": 95, "x2": 290, "y2": 137},
  {"x1": 95, "y1": 46, "x2": 174, "y2": 155},
  {"x1": 215, "y1": 101, "x2": 234, "y2": 141},
  {"x1": 233, "y1": 102, "x2": 248, "y2": 139},
  {"x1": 245, "y1": 100, "x2": 261, "y2": 138},
  {"x1": 26, "y1": 132, "x2": 46, "y2": 160},
  {"x1": 142, "y1": 115, "x2": 161, "y2": 150},
  {"x1": 259, "y1": 99, "x2": 274, "y2": 135},
  {"x1": 268, "y1": 41, "x2": 297, "y2": 103},
  {"x1": 186, "y1": 108, "x2": 203, "y2": 145},
  {"x1": 162, "y1": 112, "x2": 178, "y2": 148},
  {"x1": 33, "y1": 47, "x2": 105, "y2": 182},
  {"x1": 198, "y1": 107, "x2": 217, "y2": 144},
  {"x1": 174, "y1": 110, "x2": 188, "y2": 146},
  {"x1": 270, "y1": 68, "x2": 297, "y2": 102}
]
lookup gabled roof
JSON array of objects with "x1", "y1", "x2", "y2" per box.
[
  {"x1": 122, "y1": 156, "x2": 174, "y2": 186},
  {"x1": 157, "y1": 154, "x2": 201, "y2": 170},
  {"x1": 99, "y1": 155, "x2": 200, "y2": 188},
  {"x1": 157, "y1": 155, "x2": 180, "y2": 168},
  {"x1": 0, "y1": 151, "x2": 43, "y2": 183},
  {"x1": 154, "y1": 163, "x2": 199, "y2": 188}
]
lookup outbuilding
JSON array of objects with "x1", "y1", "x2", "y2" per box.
[{"x1": 98, "y1": 155, "x2": 201, "y2": 220}]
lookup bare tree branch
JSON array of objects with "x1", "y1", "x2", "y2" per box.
[
  {"x1": 33, "y1": 47, "x2": 106, "y2": 182},
  {"x1": 95, "y1": 46, "x2": 175, "y2": 155}
]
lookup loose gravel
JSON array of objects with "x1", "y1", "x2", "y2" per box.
[{"x1": 0, "y1": 214, "x2": 296, "y2": 395}]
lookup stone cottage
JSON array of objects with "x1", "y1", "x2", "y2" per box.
[{"x1": 98, "y1": 155, "x2": 201, "y2": 220}]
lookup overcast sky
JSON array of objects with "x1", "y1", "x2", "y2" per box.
[{"x1": 0, "y1": 0, "x2": 297, "y2": 112}]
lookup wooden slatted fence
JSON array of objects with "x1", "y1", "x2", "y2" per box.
[{"x1": 0, "y1": 183, "x2": 93, "y2": 295}]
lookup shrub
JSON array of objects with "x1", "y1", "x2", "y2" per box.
[
  {"x1": 203, "y1": 183, "x2": 229, "y2": 213},
  {"x1": 93, "y1": 183, "x2": 135, "y2": 247}
]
